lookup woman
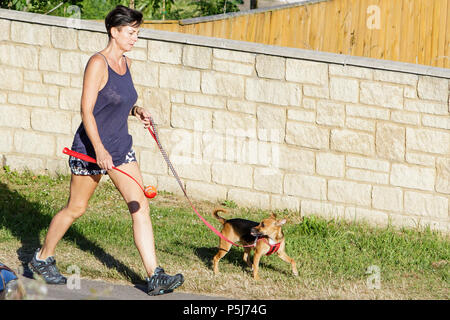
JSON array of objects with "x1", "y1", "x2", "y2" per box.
[{"x1": 29, "y1": 5, "x2": 184, "y2": 296}]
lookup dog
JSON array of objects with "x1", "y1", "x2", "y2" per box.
[{"x1": 212, "y1": 208, "x2": 298, "y2": 280}]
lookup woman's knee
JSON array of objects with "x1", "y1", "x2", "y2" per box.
[{"x1": 65, "y1": 202, "x2": 88, "y2": 220}]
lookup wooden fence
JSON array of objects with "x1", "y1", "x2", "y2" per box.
[{"x1": 140, "y1": 0, "x2": 450, "y2": 68}]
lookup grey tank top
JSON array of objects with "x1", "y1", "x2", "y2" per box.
[{"x1": 71, "y1": 52, "x2": 138, "y2": 167}]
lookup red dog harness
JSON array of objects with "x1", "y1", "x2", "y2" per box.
[{"x1": 257, "y1": 238, "x2": 281, "y2": 256}]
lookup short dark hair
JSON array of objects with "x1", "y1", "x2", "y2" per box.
[{"x1": 105, "y1": 5, "x2": 143, "y2": 40}]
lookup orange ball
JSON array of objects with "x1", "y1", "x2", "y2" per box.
[{"x1": 144, "y1": 185, "x2": 157, "y2": 199}]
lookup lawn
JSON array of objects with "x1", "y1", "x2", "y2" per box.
[{"x1": 0, "y1": 167, "x2": 448, "y2": 299}]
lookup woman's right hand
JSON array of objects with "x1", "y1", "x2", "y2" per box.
[{"x1": 95, "y1": 147, "x2": 114, "y2": 170}]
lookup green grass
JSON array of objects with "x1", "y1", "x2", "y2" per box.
[{"x1": 0, "y1": 168, "x2": 448, "y2": 299}]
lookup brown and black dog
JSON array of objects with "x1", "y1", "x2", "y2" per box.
[{"x1": 212, "y1": 208, "x2": 298, "y2": 280}]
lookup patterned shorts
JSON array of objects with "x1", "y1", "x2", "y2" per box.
[{"x1": 69, "y1": 149, "x2": 137, "y2": 176}]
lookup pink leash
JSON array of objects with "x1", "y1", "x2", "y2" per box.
[{"x1": 146, "y1": 117, "x2": 255, "y2": 248}]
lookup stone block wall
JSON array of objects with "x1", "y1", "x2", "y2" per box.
[{"x1": 0, "y1": 10, "x2": 449, "y2": 233}]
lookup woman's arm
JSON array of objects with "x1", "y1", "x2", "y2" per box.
[{"x1": 80, "y1": 55, "x2": 114, "y2": 170}]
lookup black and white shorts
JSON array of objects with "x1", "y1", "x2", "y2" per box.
[{"x1": 69, "y1": 149, "x2": 137, "y2": 176}]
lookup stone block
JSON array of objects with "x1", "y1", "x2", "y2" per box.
[
  {"x1": 360, "y1": 81, "x2": 403, "y2": 109},
  {"x1": 271, "y1": 195, "x2": 300, "y2": 212},
  {"x1": 14, "y1": 131, "x2": 55, "y2": 156},
  {"x1": 0, "y1": 19, "x2": 10, "y2": 41},
  {"x1": 171, "y1": 104, "x2": 212, "y2": 131},
  {"x1": 4, "y1": 155, "x2": 45, "y2": 173},
  {"x1": 284, "y1": 173, "x2": 327, "y2": 200},
  {"x1": 43, "y1": 71, "x2": 70, "y2": 87},
  {"x1": 328, "y1": 179, "x2": 372, "y2": 206},
  {"x1": 0, "y1": 66, "x2": 23, "y2": 91},
  {"x1": 228, "y1": 188, "x2": 270, "y2": 209},
  {"x1": 213, "y1": 49, "x2": 255, "y2": 63},
  {"x1": 316, "y1": 100, "x2": 345, "y2": 127},
  {"x1": 316, "y1": 152, "x2": 345, "y2": 177},
  {"x1": 346, "y1": 156, "x2": 389, "y2": 172},
  {"x1": 131, "y1": 61, "x2": 158, "y2": 87},
  {"x1": 330, "y1": 77, "x2": 359, "y2": 103},
  {"x1": 301, "y1": 200, "x2": 345, "y2": 220},
  {"x1": 11, "y1": 21, "x2": 50, "y2": 46},
  {"x1": 148, "y1": 40, "x2": 182, "y2": 64},
  {"x1": 140, "y1": 150, "x2": 168, "y2": 175},
  {"x1": 390, "y1": 164, "x2": 435, "y2": 191},
  {"x1": 39, "y1": 47, "x2": 60, "y2": 72},
  {"x1": 8, "y1": 93, "x2": 47, "y2": 107},
  {"x1": 372, "y1": 186, "x2": 403, "y2": 212},
  {"x1": 202, "y1": 71, "x2": 243, "y2": 97},
  {"x1": 256, "y1": 106, "x2": 286, "y2": 143},
  {"x1": 331, "y1": 129, "x2": 375, "y2": 156},
  {"x1": 254, "y1": 167, "x2": 283, "y2": 194},
  {"x1": 286, "y1": 122, "x2": 329, "y2": 150},
  {"x1": 0, "y1": 43, "x2": 38, "y2": 69},
  {"x1": 31, "y1": 110, "x2": 71, "y2": 134},
  {"x1": 212, "y1": 59, "x2": 254, "y2": 76},
  {"x1": 436, "y1": 158, "x2": 450, "y2": 194},
  {"x1": 227, "y1": 99, "x2": 257, "y2": 115},
  {"x1": 287, "y1": 109, "x2": 316, "y2": 123},
  {"x1": 183, "y1": 45, "x2": 212, "y2": 69},
  {"x1": 245, "y1": 78, "x2": 301, "y2": 106},
  {"x1": 60, "y1": 88, "x2": 82, "y2": 110},
  {"x1": 212, "y1": 162, "x2": 253, "y2": 188},
  {"x1": 345, "y1": 117, "x2": 376, "y2": 132},
  {"x1": 0, "y1": 105, "x2": 30, "y2": 129},
  {"x1": 346, "y1": 168, "x2": 389, "y2": 184},
  {"x1": 404, "y1": 191, "x2": 448, "y2": 219},
  {"x1": 278, "y1": 146, "x2": 315, "y2": 174},
  {"x1": 417, "y1": 76, "x2": 448, "y2": 102},
  {"x1": 78, "y1": 30, "x2": 108, "y2": 52},
  {"x1": 346, "y1": 104, "x2": 390, "y2": 120},
  {"x1": 373, "y1": 70, "x2": 418, "y2": 86},
  {"x1": 160, "y1": 65, "x2": 200, "y2": 92},
  {"x1": 185, "y1": 94, "x2": 226, "y2": 109},
  {"x1": 51, "y1": 26, "x2": 78, "y2": 50},
  {"x1": 286, "y1": 59, "x2": 328, "y2": 86},
  {"x1": 212, "y1": 111, "x2": 256, "y2": 138},
  {"x1": 330, "y1": 65, "x2": 373, "y2": 79},
  {"x1": 255, "y1": 55, "x2": 285, "y2": 79},
  {"x1": 0, "y1": 128, "x2": 13, "y2": 152},
  {"x1": 406, "y1": 128, "x2": 450, "y2": 155},
  {"x1": 186, "y1": 180, "x2": 227, "y2": 202},
  {"x1": 376, "y1": 123, "x2": 405, "y2": 161},
  {"x1": 422, "y1": 115, "x2": 450, "y2": 130},
  {"x1": 405, "y1": 99, "x2": 448, "y2": 115}
]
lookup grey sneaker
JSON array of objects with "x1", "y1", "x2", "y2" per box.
[
  {"x1": 146, "y1": 267, "x2": 184, "y2": 296},
  {"x1": 29, "y1": 249, "x2": 67, "y2": 285}
]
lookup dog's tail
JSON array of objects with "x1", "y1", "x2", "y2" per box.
[{"x1": 213, "y1": 208, "x2": 227, "y2": 225}]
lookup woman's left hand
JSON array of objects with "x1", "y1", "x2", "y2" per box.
[{"x1": 135, "y1": 106, "x2": 152, "y2": 128}]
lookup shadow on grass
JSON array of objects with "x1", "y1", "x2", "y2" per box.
[{"x1": 0, "y1": 181, "x2": 143, "y2": 284}]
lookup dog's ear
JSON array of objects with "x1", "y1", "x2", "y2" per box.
[
  {"x1": 276, "y1": 219, "x2": 286, "y2": 226},
  {"x1": 270, "y1": 212, "x2": 277, "y2": 219}
]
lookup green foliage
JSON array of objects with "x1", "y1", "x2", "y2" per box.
[
  {"x1": 0, "y1": 0, "x2": 242, "y2": 20},
  {"x1": 221, "y1": 199, "x2": 237, "y2": 209}
]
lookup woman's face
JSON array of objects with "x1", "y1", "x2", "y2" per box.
[{"x1": 111, "y1": 24, "x2": 140, "y2": 51}]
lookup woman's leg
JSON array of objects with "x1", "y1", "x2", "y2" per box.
[
  {"x1": 39, "y1": 174, "x2": 102, "y2": 260},
  {"x1": 107, "y1": 162, "x2": 158, "y2": 277}
]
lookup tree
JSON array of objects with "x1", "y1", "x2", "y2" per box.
[{"x1": 0, "y1": 0, "x2": 242, "y2": 20}]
